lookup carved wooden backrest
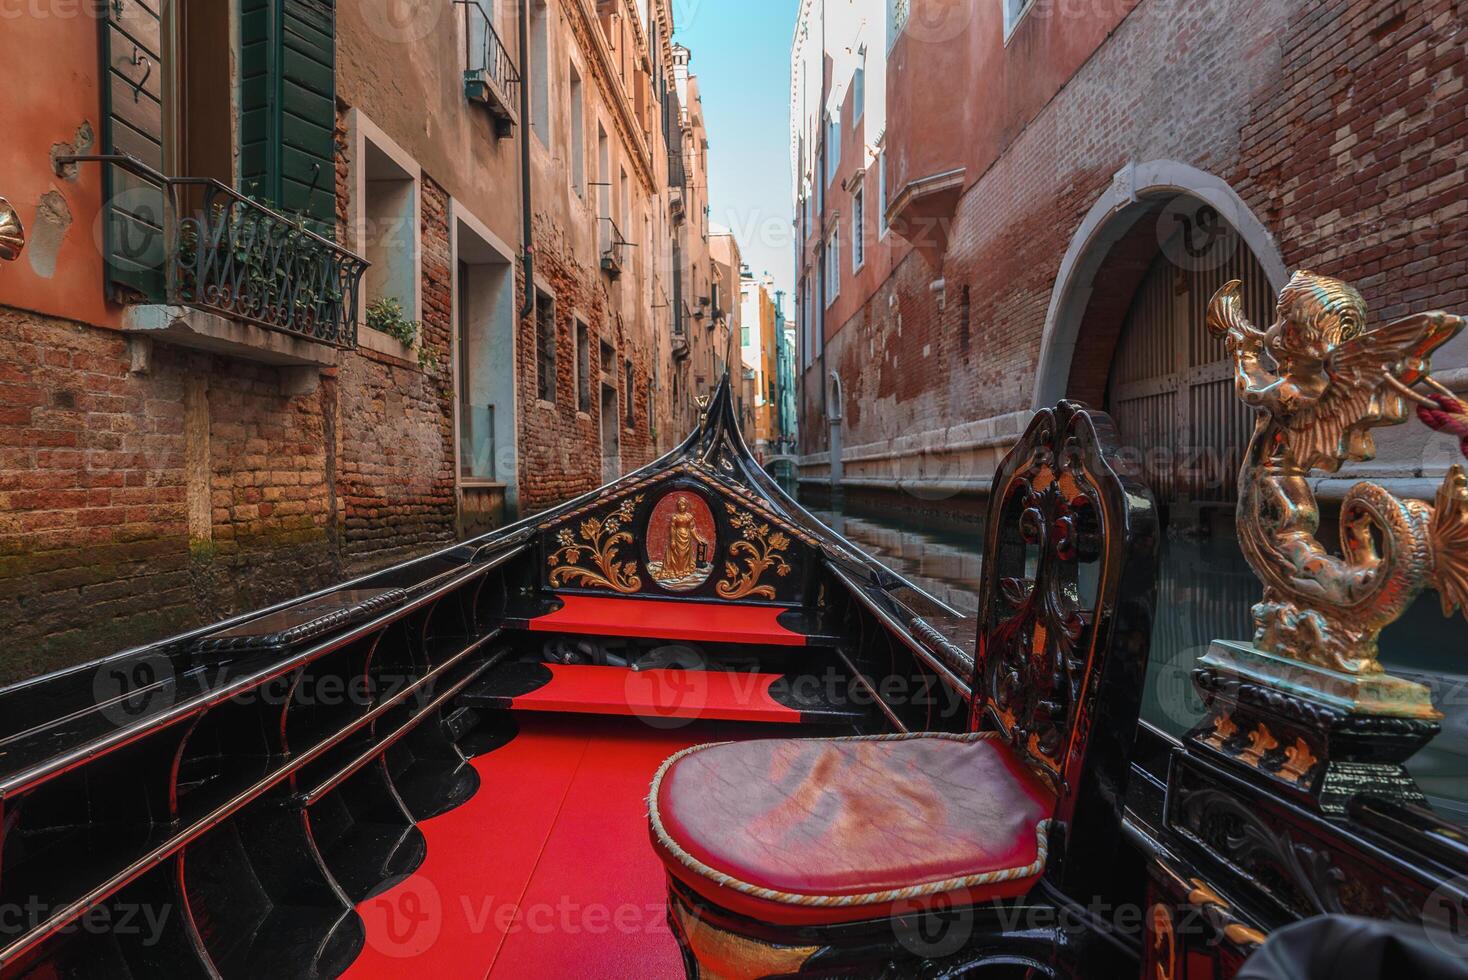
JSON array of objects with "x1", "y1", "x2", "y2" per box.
[{"x1": 973, "y1": 402, "x2": 1159, "y2": 879}]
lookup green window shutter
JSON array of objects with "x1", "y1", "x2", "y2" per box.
[
  {"x1": 239, "y1": 0, "x2": 337, "y2": 227},
  {"x1": 99, "y1": 0, "x2": 168, "y2": 302}
]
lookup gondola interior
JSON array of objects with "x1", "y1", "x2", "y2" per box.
[{"x1": 1, "y1": 379, "x2": 1464, "y2": 979}]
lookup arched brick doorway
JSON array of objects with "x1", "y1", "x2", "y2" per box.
[
  {"x1": 1034, "y1": 160, "x2": 1287, "y2": 414},
  {"x1": 1103, "y1": 216, "x2": 1275, "y2": 508},
  {"x1": 1035, "y1": 162, "x2": 1286, "y2": 509}
]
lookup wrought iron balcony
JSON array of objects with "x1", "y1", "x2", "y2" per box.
[
  {"x1": 600, "y1": 217, "x2": 628, "y2": 279},
  {"x1": 60, "y1": 154, "x2": 368, "y2": 349},
  {"x1": 671, "y1": 314, "x2": 690, "y2": 360},
  {"x1": 457, "y1": 1, "x2": 520, "y2": 137}
]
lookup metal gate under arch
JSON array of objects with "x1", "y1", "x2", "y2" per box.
[{"x1": 1104, "y1": 237, "x2": 1274, "y2": 505}]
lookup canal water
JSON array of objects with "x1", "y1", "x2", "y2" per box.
[{"x1": 804, "y1": 497, "x2": 1468, "y2": 825}]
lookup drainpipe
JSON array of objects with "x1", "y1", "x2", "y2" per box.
[
  {"x1": 518, "y1": 0, "x2": 535, "y2": 320},
  {"x1": 827, "y1": 369, "x2": 843, "y2": 501}
]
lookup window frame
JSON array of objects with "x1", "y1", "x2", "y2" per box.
[
  {"x1": 530, "y1": 0, "x2": 552, "y2": 146},
  {"x1": 569, "y1": 61, "x2": 586, "y2": 196},
  {"x1": 575, "y1": 317, "x2": 591, "y2": 414},
  {"x1": 878, "y1": 152, "x2": 890, "y2": 238},
  {"x1": 825, "y1": 227, "x2": 841, "y2": 306},
  {"x1": 624, "y1": 359, "x2": 636, "y2": 429},
  {"x1": 1003, "y1": 0, "x2": 1036, "y2": 41},
  {"x1": 350, "y1": 110, "x2": 424, "y2": 360},
  {"x1": 852, "y1": 185, "x2": 866, "y2": 272},
  {"x1": 826, "y1": 113, "x2": 841, "y2": 185},
  {"x1": 535, "y1": 287, "x2": 558, "y2": 405}
]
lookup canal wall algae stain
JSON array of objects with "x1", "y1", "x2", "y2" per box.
[{"x1": 0, "y1": 523, "x2": 343, "y2": 686}]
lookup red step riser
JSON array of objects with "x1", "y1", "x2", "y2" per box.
[{"x1": 508, "y1": 664, "x2": 804, "y2": 724}]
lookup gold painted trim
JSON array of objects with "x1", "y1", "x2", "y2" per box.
[
  {"x1": 672, "y1": 901, "x2": 818, "y2": 980},
  {"x1": 716, "y1": 504, "x2": 792, "y2": 600},
  {"x1": 1238, "y1": 723, "x2": 1279, "y2": 768},
  {"x1": 1205, "y1": 711, "x2": 1239, "y2": 748},
  {"x1": 0, "y1": 197, "x2": 24, "y2": 262},
  {"x1": 1149, "y1": 904, "x2": 1177, "y2": 980},
  {"x1": 547, "y1": 495, "x2": 644, "y2": 593},
  {"x1": 1224, "y1": 923, "x2": 1268, "y2": 947},
  {"x1": 1278, "y1": 737, "x2": 1319, "y2": 784}
]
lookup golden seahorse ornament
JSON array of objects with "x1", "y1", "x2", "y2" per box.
[
  {"x1": 1208, "y1": 272, "x2": 1468, "y2": 674},
  {"x1": 0, "y1": 197, "x2": 24, "y2": 262}
]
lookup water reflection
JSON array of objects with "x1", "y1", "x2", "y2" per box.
[{"x1": 809, "y1": 499, "x2": 1468, "y2": 824}]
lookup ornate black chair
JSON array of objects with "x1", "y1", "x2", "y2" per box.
[{"x1": 647, "y1": 402, "x2": 1160, "y2": 977}]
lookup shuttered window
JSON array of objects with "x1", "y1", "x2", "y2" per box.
[
  {"x1": 98, "y1": 0, "x2": 337, "y2": 301},
  {"x1": 240, "y1": 0, "x2": 337, "y2": 226},
  {"x1": 100, "y1": 0, "x2": 168, "y2": 301}
]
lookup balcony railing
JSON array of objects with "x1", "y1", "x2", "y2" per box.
[
  {"x1": 457, "y1": 0, "x2": 520, "y2": 136},
  {"x1": 600, "y1": 217, "x2": 628, "y2": 279},
  {"x1": 61, "y1": 154, "x2": 368, "y2": 349}
]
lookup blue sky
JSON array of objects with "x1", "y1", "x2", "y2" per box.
[{"x1": 673, "y1": 0, "x2": 798, "y2": 308}]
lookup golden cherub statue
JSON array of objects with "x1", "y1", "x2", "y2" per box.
[
  {"x1": 0, "y1": 197, "x2": 24, "y2": 262},
  {"x1": 1208, "y1": 271, "x2": 1468, "y2": 680}
]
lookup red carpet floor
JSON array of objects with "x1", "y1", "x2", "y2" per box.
[{"x1": 343, "y1": 714, "x2": 761, "y2": 979}]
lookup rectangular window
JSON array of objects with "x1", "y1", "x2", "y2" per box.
[
  {"x1": 852, "y1": 186, "x2": 865, "y2": 270},
  {"x1": 576, "y1": 319, "x2": 591, "y2": 412},
  {"x1": 619, "y1": 167, "x2": 630, "y2": 227},
  {"x1": 826, "y1": 114, "x2": 841, "y2": 184},
  {"x1": 825, "y1": 228, "x2": 841, "y2": 304},
  {"x1": 454, "y1": 221, "x2": 513, "y2": 484},
  {"x1": 888, "y1": 0, "x2": 910, "y2": 50},
  {"x1": 798, "y1": 284, "x2": 810, "y2": 369},
  {"x1": 536, "y1": 289, "x2": 557, "y2": 402},
  {"x1": 457, "y1": 259, "x2": 490, "y2": 480},
  {"x1": 625, "y1": 360, "x2": 635, "y2": 427},
  {"x1": 363, "y1": 134, "x2": 418, "y2": 331},
  {"x1": 569, "y1": 64, "x2": 585, "y2": 194},
  {"x1": 878, "y1": 153, "x2": 890, "y2": 236},
  {"x1": 597, "y1": 123, "x2": 611, "y2": 218},
  {"x1": 853, "y1": 61, "x2": 865, "y2": 123},
  {"x1": 1004, "y1": 0, "x2": 1035, "y2": 38},
  {"x1": 530, "y1": 0, "x2": 551, "y2": 144}
]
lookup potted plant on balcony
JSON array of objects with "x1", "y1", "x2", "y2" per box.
[{"x1": 366, "y1": 296, "x2": 438, "y2": 372}]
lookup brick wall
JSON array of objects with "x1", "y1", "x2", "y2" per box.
[
  {"x1": 815, "y1": 0, "x2": 1468, "y2": 470},
  {"x1": 0, "y1": 153, "x2": 463, "y2": 683},
  {"x1": 516, "y1": 212, "x2": 659, "y2": 514},
  {"x1": 0, "y1": 308, "x2": 342, "y2": 684}
]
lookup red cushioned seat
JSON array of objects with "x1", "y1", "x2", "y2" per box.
[{"x1": 648, "y1": 733, "x2": 1055, "y2": 926}]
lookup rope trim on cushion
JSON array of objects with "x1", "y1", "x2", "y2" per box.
[{"x1": 647, "y1": 732, "x2": 1052, "y2": 909}]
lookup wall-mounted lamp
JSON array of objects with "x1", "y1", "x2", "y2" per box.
[{"x1": 0, "y1": 197, "x2": 24, "y2": 262}]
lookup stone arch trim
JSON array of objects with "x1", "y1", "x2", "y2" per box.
[{"x1": 1032, "y1": 160, "x2": 1288, "y2": 410}]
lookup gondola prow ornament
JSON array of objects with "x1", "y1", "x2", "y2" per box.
[
  {"x1": 1191, "y1": 271, "x2": 1468, "y2": 810},
  {"x1": 0, "y1": 196, "x2": 25, "y2": 261}
]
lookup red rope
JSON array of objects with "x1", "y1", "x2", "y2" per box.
[{"x1": 1417, "y1": 392, "x2": 1468, "y2": 458}]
